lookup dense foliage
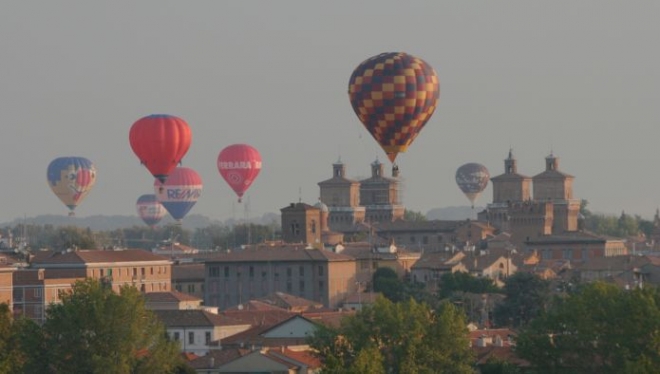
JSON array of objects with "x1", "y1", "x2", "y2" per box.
[
  {"x1": 309, "y1": 297, "x2": 474, "y2": 373},
  {"x1": 3, "y1": 221, "x2": 281, "y2": 252},
  {"x1": 493, "y1": 272, "x2": 551, "y2": 328},
  {"x1": 0, "y1": 279, "x2": 187, "y2": 373},
  {"x1": 516, "y1": 282, "x2": 660, "y2": 373}
]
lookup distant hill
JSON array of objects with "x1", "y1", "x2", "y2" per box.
[
  {"x1": 0, "y1": 212, "x2": 280, "y2": 231},
  {"x1": 425, "y1": 206, "x2": 484, "y2": 221},
  {"x1": 0, "y1": 207, "x2": 479, "y2": 231}
]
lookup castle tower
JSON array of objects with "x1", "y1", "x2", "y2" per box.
[
  {"x1": 532, "y1": 153, "x2": 579, "y2": 232},
  {"x1": 280, "y1": 202, "x2": 322, "y2": 246},
  {"x1": 490, "y1": 149, "x2": 532, "y2": 204},
  {"x1": 318, "y1": 159, "x2": 365, "y2": 230},
  {"x1": 360, "y1": 159, "x2": 405, "y2": 223}
]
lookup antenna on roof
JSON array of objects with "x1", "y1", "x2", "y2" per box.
[{"x1": 298, "y1": 187, "x2": 302, "y2": 203}]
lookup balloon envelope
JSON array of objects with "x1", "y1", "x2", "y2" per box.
[
  {"x1": 217, "y1": 144, "x2": 262, "y2": 202},
  {"x1": 129, "y1": 114, "x2": 192, "y2": 183},
  {"x1": 348, "y1": 52, "x2": 440, "y2": 163},
  {"x1": 136, "y1": 194, "x2": 167, "y2": 227},
  {"x1": 47, "y1": 157, "x2": 97, "y2": 216},
  {"x1": 154, "y1": 167, "x2": 202, "y2": 221},
  {"x1": 455, "y1": 163, "x2": 490, "y2": 207}
]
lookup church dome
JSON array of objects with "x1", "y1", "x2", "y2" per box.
[{"x1": 315, "y1": 201, "x2": 329, "y2": 213}]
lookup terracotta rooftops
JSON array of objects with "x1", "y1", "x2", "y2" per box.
[
  {"x1": 31, "y1": 249, "x2": 170, "y2": 267},
  {"x1": 203, "y1": 246, "x2": 354, "y2": 263}
]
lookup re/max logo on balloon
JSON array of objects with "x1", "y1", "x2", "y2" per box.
[
  {"x1": 166, "y1": 188, "x2": 202, "y2": 199},
  {"x1": 218, "y1": 161, "x2": 262, "y2": 169}
]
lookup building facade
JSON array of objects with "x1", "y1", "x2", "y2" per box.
[{"x1": 204, "y1": 245, "x2": 356, "y2": 309}]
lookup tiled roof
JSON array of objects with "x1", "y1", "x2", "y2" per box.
[
  {"x1": 269, "y1": 348, "x2": 322, "y2": 369},
  {"x1": 31, "y1": 249, "x2": 170, "y2": 266},
  {"x1": 411, "y1": 251, "x2": 464, "y2": 269},
  {"x1": 280, "y1": 202, "x2": 319, "y2": 212},
  {"x1": 532, "y1": 169, "x2": 574, "y2": 180},
  {"x1": 203, "y1": 246, "x2": 354, "y2": 263},
  {"x1": 490, "y1": 172, "x2": 531, "y2": 181},
  {"x1": 171, "y1": 263, "x2": 204, "y2": 280},
  {"x1": 143, "y1": 291, "x2": 201, "y2": 303},
  {"x1": 257, "y1": 292, "x2": 324, "y2": 311},
  {"x1": 525, "y1": 231, "x2": 610, "y2": 245},
  {"x1": 187, "y1": 348, "x2": 248, "y2": 369},
  {"x1": 154, "y1": 310, "x2": 244, "y2": 328},
  {"x1": 373, "y1": 219, "x2": 462, "y2": 232}
]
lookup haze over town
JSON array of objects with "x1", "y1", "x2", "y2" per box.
[{"x1": 2, "y1": 2, "x2": 659, "y2": 225}]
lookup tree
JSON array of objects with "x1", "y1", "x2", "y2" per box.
[
  {"x1": 493, "y1": 272, "x2": 551, "y2": 327},
  {"x1": 516, "y1": 282, "x2": 660, "y2": 373},
  {"x1": 24, "y1": 279, "x2": 182, "y2": 373},
  {"x1": 309, "y1": 297, "x2": 474, "y2": 373},
  {"x1": 438, "y1": 271, "x2": 500, "y2": 299},
  {"x1": 404, "y1": 209, "x2": 427, "y2": 222},
  {"x1": 372, "y1": 267, "x2": 404, "y2": 302}
]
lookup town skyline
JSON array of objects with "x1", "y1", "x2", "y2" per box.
[{"x1": 2, "y1": 2, "x2": 659, "y2": 224}]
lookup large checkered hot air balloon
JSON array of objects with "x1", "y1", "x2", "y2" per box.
[
  {"x1": 129, "y1": 114, "x2": 191, "y2": 184},
  {"x1": 455, "y1": 163, "x2": 490, "y2": 209},
  {"x1": 217, "y1": 144, "x2": 262, "y2": 203},
  {"x1": 348, "y1": 52, "x2": 440, "y2": 163},
  {"x1": 47, "y1": 156, "x2": 97, "y2": 216}
]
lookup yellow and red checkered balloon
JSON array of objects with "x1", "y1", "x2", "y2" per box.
[{"x1": 348, "y1": 52, "x2": 440, "y2": 163}]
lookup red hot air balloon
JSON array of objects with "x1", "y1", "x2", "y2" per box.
[
  {"x1": 348, "y1": 52, "x2": 440, "y2": 163},
  {"x1": 217, "y1": 144, "x2": 262, "y2": 203},
  {"x1": 129, "y1": 114, "x2": 192, "y2": 184}
]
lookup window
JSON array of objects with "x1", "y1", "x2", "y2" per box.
[
  {"x1": 209, "y1": 266, "x2": 220, "y2": 277},
  {"x1": 188, "y1": 332, "x2": 194, "y2": 345},
  {"x1": 287, "y1": 268, "x2": 292, "y2": 277},
  {"x1": 249, "y1": 266, "x2": 254, "y2": 278},
  {"x1": 173, "y1": 332, "x2": 180, "y2": 341},
  {"x1": 318, "y1": 266, "x2": 324, "y2": 276},
  {"x1": 187, "y1": 284, "x2": 195, "y2": 293},
  {"x1": 34, "y1": 289, "x2": 42, "y2": 298},
  {"x1": 299, "y1": 281, "x2": 305, "y2": 292},
  {"x1": 224, "y1": 267, "x2": 229, "y2": 278},
  {"x1": 205, "y1": 332, "x2": 211, "y2": 344},
  {"x1": 286, "y1": 281, "x2": 292, "y2": 293},
  {"x1": 299, "y1": 266, "x2": 304, "y2": 276}
]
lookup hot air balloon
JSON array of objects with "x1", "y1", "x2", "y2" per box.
[
  {"x1": 217, "y1": 144, "x2": 262, "y2": 203},
  {"x1": 47, "y1": 156, "x2": 97, "y2": 216},
  {"x1": 136, "y1": 194, "x2": 167, "y2": 227},
  {"x1": 348, "y1": 52, "x2": 440, "y2": 163},
  {"x1": 154, "y1": 167, "x2": 202, "y2": 223},
  {"x1": 455, "y1": 163, "x2": 490, "y2": 209},
  {"x1": 129, "y1": 114, "x2": 192, "y2": 184}
]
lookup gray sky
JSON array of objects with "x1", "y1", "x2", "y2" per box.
[{"x1": 1, "y1": 1, "x2": 659, "y2": 225}]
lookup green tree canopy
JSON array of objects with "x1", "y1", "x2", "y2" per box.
[
  {"x1": 516, "y1": 282, "x2": 660, "y2": 373},
  {"x1": 309, "y1": 297, "x2": 474, "y2": 373},
  {"x1": 22, "y1": 279, "x2": 183, "y2": 374},
  {"x1": 438, "y1": 271, "x2": 500, "y2": 299},
  {"x1": 493, "y1": 272, "x2": 551, "y2": 327}
]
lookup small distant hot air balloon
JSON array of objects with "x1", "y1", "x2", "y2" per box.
[
  {"x1": 47, "y1": 157, "x2": 97, "y2": 216},
  {"x1": 348, "y1": 52, "x2": 440, "y2": 163},
  {"x1": 455, "y1": 163, "x2": 490, "y2": 209},
  {"x1": 129, "y1": 114, "x2": 192, "y2": 184},
  {"x1": 154, "y1": 167, "x2": 202, "y2": 223},
  {"x1": 136, "y1": 194, "x2": 167, "y2": 228},
  {"x1": 217, "y1": 144, "x2": 262, "y2": 203}
]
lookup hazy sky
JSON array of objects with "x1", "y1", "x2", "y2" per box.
[{"x1": 2, "y1": 1, "x2": 659, "y2": 226}]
